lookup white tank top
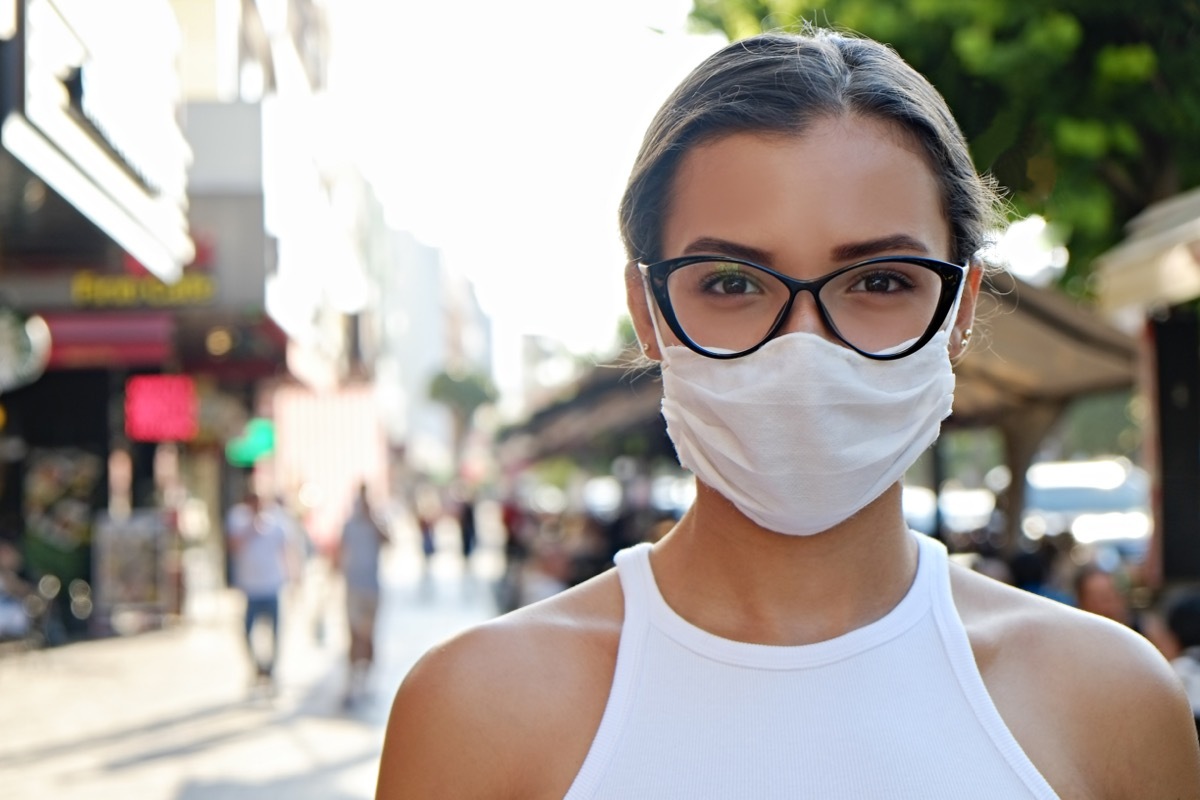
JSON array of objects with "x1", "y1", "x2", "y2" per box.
[{"x1": 564, "y1": 533, "x2": 1060, "y2": 799}]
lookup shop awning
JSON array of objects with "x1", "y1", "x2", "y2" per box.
[
  {"x1": 1, "y1": 114, "x2": 193, "y2": 283},
  {"x1": 1093, "y1": 186, "x2": 1200, "y2": 321},
  {"x1": 41, "y1": 311, "x2": 174, "y2": 369},
  {"x1": 949, "y1": 271, "x2": 1138, "y2": 428}
]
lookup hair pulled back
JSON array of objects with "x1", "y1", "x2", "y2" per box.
[{"x1": 618, "y1": 29, "x2": 1004, "y2": 267}]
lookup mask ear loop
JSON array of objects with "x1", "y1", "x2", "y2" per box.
[
  {"x1": 641, "y1": 274, "x2": 670, "y2": 356},
  {"x1": 935, "y1": 262, "x2": 976, "y2": 361},
  {"x1": 940, "y1": 263, "x2": 970, "y2": 335}
]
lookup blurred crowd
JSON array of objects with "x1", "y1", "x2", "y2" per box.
[
  {"x1": 491, "y1": 497, "x2": 676, "y2": 612},
  {"x1": 470, "y1": 482, "x2": 1200, "y2": 735},
  {"x1": 7, "y1": 464, "x2": 1200, "y2": 737}
]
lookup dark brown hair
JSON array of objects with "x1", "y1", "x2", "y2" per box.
[{"x1": 618, "y1": 29, "x2": 1004, "y2": 266}]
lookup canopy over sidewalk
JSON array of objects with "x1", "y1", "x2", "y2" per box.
[
  {"x1": 1092, "y1": 186, "x2": 1200, "y2": 323},
  {"x1": 950, "y1": 270, "x2": 1137, "y2": 428}
]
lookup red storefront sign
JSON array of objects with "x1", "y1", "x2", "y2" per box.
[{"x1": 125, "y1": 375, "x2": 198, "y2": 442}]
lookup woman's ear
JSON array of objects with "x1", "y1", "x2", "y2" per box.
[
  {"x1": 625, "y1": 262, "x2": 663, "y2": 361},
  {"x1": 950, "y1": 262, "x2": 984, "y2": 360}
]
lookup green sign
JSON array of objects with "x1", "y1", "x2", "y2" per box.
[{"x1": 225, "y1": 418, "x2": 275, "y2": 466}]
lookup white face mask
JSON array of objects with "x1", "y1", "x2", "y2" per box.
[{"x1": 656, "y1": 320, "x2": 957, "y2": 536}]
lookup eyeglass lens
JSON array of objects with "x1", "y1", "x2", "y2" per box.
[{"x1": 664, "y1": 259, "x2": 947, "y2": 356}]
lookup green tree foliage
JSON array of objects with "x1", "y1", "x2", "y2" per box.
[
  {"x1": 616, "y1": 314, "x2": 639, "y2": 351},
  {"x1": 1054, "y1": 389, "x2": 1142, "y2": 460},
  {"x1": 688, "y1": 0, "x2": 1200, "y2": 295},
  {"x1": 428, "y1": 368, "x2": 498, "y2": 462}
]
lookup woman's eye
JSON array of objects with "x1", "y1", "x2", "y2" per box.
[
  {"x1": 854, "y1": 270, "x2": 913, "y2": 293},
  {"x1": 702, "y1": 266, "x2": 761, "y2": 295}
]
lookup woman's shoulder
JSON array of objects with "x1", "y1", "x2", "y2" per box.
[
  {"x1": 948, "y1": 560, "x2": 1165, "y2": 678},
  {"x1": 949, "y1": 562, "x2": 1200, "y2": 798},
  {"x1": 376, "y1": 569, "x2": 624, "y2": 800}
]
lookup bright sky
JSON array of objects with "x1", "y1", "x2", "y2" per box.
[{"x1": 324, "y1": 0, "x2": 727, "y2": 364}]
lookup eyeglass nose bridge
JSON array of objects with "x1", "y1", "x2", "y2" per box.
[{"x1": 765, "y1": 272, "x2": 844, "y2": 344}]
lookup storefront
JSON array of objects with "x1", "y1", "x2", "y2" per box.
[
  {"x1": 1094, "y1": 187, "x2": 1200, "y2": 585},
  {"x1": 0, "y1": 0, "x2": 194, "y2": 639}
]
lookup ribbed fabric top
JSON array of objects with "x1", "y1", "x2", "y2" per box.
[{"x1": 563, "y1": 533, "x2": 1059, "y2": 799}]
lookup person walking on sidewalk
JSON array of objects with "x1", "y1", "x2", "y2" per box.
[
  {"x1": 335, "y1": 483, "x2": 390, "y2": 707},
  {"x1": 227, "y1": 491, "x2": 293, "y2": 693},
  {"x1": 376, "y1": 28, "x2": 1200, "y2": 799}
]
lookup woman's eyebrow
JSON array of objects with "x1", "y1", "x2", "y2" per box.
[
  {"x1": 681, "y1": 237, "x2": 773, "y2": 263},
  {"x1": 680, "y1": 234, "x2": 932, "y2": 264},
  {"x1": 830, "y1": 234, "x2": 930, "y2": 262}
]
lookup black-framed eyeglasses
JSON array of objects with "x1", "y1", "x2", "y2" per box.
[{"x1": 639, "y1": 255, "x2": 966, "y2": 360}]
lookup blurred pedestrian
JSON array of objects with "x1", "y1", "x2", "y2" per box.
[
  {"x1": 266, "y1": 493, "x2": 310, "y2": 591},
  {"x1": 1165, "y1": 590, "x2": 1200, "y2": 739},
  {"x1": 377, "y1": 28, "x2": 1200, "y2": 798},
  {"x1": 496, "y1": 492, "x2": 529, "y2": 612},
  {"x1": 414, "y1": 482, "x2": 441, "y2": 567},
  {"x1": 500, "y1": 491, "x2": 528, "y2": 567},
  {"x1": 1074, "y1": 561, "x2": 1141, "y2": 632},
  {"x1": 457, "y1": 486, "x2": 477, "y2": 561},
  {"x1": 0, "y1": 539, "x2": 33, "y2": 642},
  {"x1": 1008, "y1": 545, "x2": 1071, "y2": 605},
  {"x1": 227, "y1": 491, "x2": 293, "y2": 693},
  {"x1": 334, "y1": 483, "x2": 390, "y2": 707}
]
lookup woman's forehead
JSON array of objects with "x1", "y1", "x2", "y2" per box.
[{"x1": 662, "y1": 119, "x2": 952, "y2": 267}]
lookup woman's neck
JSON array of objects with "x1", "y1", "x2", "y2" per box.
[{"x1": 649, "y1": 480, "x2": 919, "y2": 646}]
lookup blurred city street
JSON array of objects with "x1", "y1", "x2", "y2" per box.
[
  {"x1": 0, "y1": 514, "x2": 504, "y2": 800},
  {"x1": 0, "y1": 1, "x2": 1198, "y2": 798}
]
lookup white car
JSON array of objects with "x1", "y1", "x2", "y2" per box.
[{"x1": 1021, "y1": 458, "x2": 1151, "y2": 549}]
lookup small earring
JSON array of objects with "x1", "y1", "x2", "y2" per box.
[{"x1": 960, "y1": 328, "x2": 973, "y2": 348}]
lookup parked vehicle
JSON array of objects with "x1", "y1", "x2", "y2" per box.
[
  {"x1": 905, "y1": 457, "x2": 1151, "y2": 555},
  {"x1": 1021, "y1": 458, "x2": 1151, "y2": 549}
]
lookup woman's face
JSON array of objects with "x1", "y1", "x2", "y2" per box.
[{"x1": 628, "y1": 115, "x2": 980, "y2": 359}]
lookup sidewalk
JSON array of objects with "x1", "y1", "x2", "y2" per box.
[{"x1": 0, "y1": 516, "x2": 502, "y2": 799}]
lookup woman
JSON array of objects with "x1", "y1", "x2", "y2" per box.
[{"x1": 376, "y1": 30, "x2": 1200, "y2": 798}]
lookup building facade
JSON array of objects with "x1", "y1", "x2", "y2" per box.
[{"x1": 0, "y1": 0, "x2": 196, "y2": 636}]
